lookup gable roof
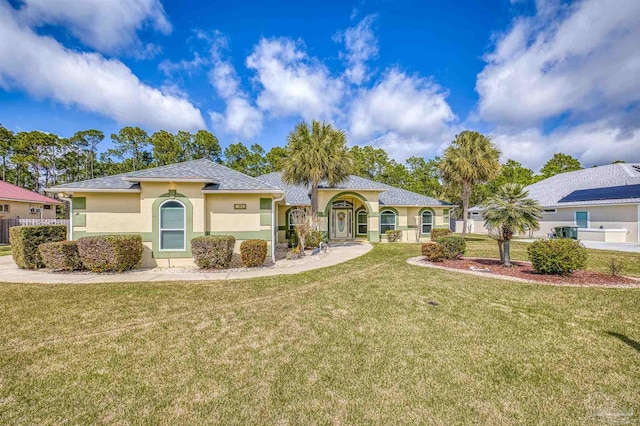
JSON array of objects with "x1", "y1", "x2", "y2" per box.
[
  {"x1": 0, "y1": 180, "x2": 61, "y2": 204},
  {"x1": 524, "y1": 163, "x2": 640, "y2": 206},
  {"x1": 47, "y1": 159, "x2": 280, "y2": 192},
  {"x1": 255, "y1": 172, "x2": 451, "y2": 206}
]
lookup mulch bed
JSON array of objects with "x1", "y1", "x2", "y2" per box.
[{"x1": 439, "y1": 257, "x2": 639, "y2": 286}]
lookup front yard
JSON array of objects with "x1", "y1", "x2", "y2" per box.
[{"x1": 1, "y1": 240, "x2": 639, "y2": 424}]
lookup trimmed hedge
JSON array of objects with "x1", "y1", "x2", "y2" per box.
[
  {"x1": 77, "y1": 235, "x2": 143, "y2": 272},
  {"x1": 386, "y1": 230, "x2": 403, "y2": 242},
  {"x1": 527, "y1": 238, "x2": 587, "y2": 276},
  {"x1": 422, "y1": 242, "x2": 446, "y2": 262},
  {"x1": 10, "y1": 225, "x2": 67, "y2": 269},
  {"x1": 430, "y1": 228, "x2": 452, "y2": 240},
  {"x1": 240, "y1": 239, "x2": 268, "y2": 267},
  {"x1": 39, "y1": 241, "x2": 83, "y2": 271},
  {"x1": 192, "y1": 235, "x2": 235, "y2": 269},
  {"x1": 435, "y1": 235, "x2": 466, "y2": 259}
]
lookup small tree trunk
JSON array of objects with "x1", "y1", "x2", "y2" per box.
[
  {"x1": 497, "y1": 240, "x2": 504, "y2": 263},
  {"x1": 504, "y1": 239, "x2": 511, "y2": 267},
  {"x1": 461, "y1": 181, "x2": 471, "y2": 238},
  {"x1": 310, "y1": 183, "x2": 319, "y2": 230}
]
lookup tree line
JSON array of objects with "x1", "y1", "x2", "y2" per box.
[{"x1": 0, "y1": 122, "x2": 598, "y2": 212}]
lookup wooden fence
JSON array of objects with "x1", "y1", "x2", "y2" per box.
[{"x1": 0, "y1": 219, "x2": 70, "y2": 244}]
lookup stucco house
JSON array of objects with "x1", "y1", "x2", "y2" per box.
[
  {"x1": 0, "y1": 180, "x2": 60, "y2": 219},
  {"x1": 47, "y1": 159, "x2": 452, "y2": 267},
  {"x1": 467, "y1": 163, "x2": 640, "y2": 243}
]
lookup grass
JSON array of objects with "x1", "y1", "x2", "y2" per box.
[
  {"x1": 0, "y1": 245, "x2": 11, "y2": 256},
  {"x1": 465, "y1": 234, "x2": 640, "y2": 277},
  {"x1": 1, "y1": 242, "x2": 639, "y2": 424}
]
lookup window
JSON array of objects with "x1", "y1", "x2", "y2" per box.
[
  {"x1": 575, "y1": 211, "x2": 589, "y2": 228},
  {"x1": 288, "y1": 208, "x2": 306, "y2": 230},
  {"x1": 421, "y1": 210, "x2": 433, "y2": 234},
  {"x1": 543, "y1": 208, "x2": 557, "y2": 214},
  {"x1": 159, "y1": 200, "x2": 186, "y2": 251},
  {"x1": 0, "y1": 204, "x2": 9, "y2": 213},
  {"x1": 443, "y1": 209, "x2": 450, "y2": 225},
  {"x1": 357, "y1": 210, "x2": 367, "y2": 235},
  {"x1": 380, "y1": 210, "x2": 396, "y2": 233}
]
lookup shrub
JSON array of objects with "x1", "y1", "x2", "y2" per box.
[
  {"x1": 430, "y1": 228, "x2": 452, "y2": 240},
  {"x1": 526, "y1": 238, "x2": 587, "y2": 276},
  {"x1": 286, "y1": 229, "x2": 299, "y2": 248},
  {"x1": 607, "y1": 258, "x2": 625, "y2": 277},
  {"x1": 435, "y1": 235, "x2": 466, "y2": 259},
  {"x1": 10, "y1": 225, "x2": 67, "y2": 269},
  {"x1": 422, "y1": 242, "x2": 446, "y2": 262},
  {"x1": 192, "y1": 235, "x2": 235, "y2": 269},
  {"x1": 240, "y1": 239, "x2": 268, "y2": 267},
  {"x1": 39, "y1": 241, "x2": 83, "y2": 271},
  {"x1": 386, "y1": 230, "x2": 403, "y2": 242},
  {"x1": 305, "y1": 230, "x2": 324, "y2": 248},
  {"x1": 77, "y1": 235, "x2": 143, "y2": 272}
]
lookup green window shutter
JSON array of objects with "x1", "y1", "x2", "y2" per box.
[
  {"x1": 72, "y1": 197, "x2": 86, "y2": 209},
  {"x1": 260, "y1": 198, "x2": 272, "y2": 210}
]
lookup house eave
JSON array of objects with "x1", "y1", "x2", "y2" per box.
[
  {"x1": 121, "y1": 177, "x2": 216, "y2": 183},
  {"x1": 46, "y1": 188, "x2": 142, "y2": 194}
]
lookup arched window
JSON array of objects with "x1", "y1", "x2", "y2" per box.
[
  {"x1": 356, "y1": 210, "x2": 367, "y2": 235},
  {"x1": 421, "y1": 210, "x2": 433, "y2": 234},
  {"x1": 159, "y1": 200, "x2": 186, "y2": 251},
  {"x1": 380, "y1": 210, "x2": 396, "y2": 233},
  {"x1": 288, "y1": 208, "x2": 306, "y2": 230}
]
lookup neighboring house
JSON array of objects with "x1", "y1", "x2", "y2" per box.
[
  {"x1": 47, "y1": 159, "x2": 452, "y2": 267},
  {"x1": 467, "y1": 163, "x2": 640, "y2": 243},
  {"x1": 0, "y1": 180, "x2": 61, "y2": 219}
]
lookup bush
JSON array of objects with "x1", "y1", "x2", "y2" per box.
[
  {"x1": 607, "y1": 258, "x2": 625, "y2": 277},
  {"x1": 305, "y1": 230, "x2": 324, "y2": 248},
  {"x1": 10, "y1": 225, "x2": 67, "y2": 269},
  {"x1": 386, "y1": 230, "x2": 403, "y2": 242},
  {"x1": 39, "y1": 241, "x2": 83, "y2": 271},
  {"x1": 192, "y1": 235, "x2": 235, "y2": 269},
  {"x1": 286, "y1": 229, "x2": 299, "y2": 248},
  {"x1": 430, "y1": 228, "x2": 452, "y2": 240},
  {"x1": 240, "y1": 239, "x2": 268, "y2": 267},
  {"x1": 526, "y1": 238, "x2": 587, "y2": 276},
  {"x1": 422, "y1": 242, "x2": 446, "y2": 262},
  {"x1": 435, "y1": 235, "x2": 466, "y2": 259},
  {"x1": 77, "y1": 235, "x2": 143, "y2": 272}
]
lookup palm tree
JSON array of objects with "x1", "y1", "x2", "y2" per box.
[
  {"x1": 282, "y1": 120, "x2": 352, "y2": 226},
  {"x1": 481, "y1": 183, "x2": 542, "y2": 267},
  {"x1": 439, "y1": 131, "x2": 501, "y2": 238}
]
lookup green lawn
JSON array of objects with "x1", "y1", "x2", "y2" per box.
[{"x1": 1, "y1": 242, "x2": 639, "y2": 424}]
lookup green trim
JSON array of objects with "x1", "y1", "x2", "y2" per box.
[
  {"x1": 260, "y1": 198, "x2": 272, "y2": 210},
  {"x1": 379, "y1": 207, "x2": 400, "y2": 232},
  {"x1": 73, "y1": 231, "x2": 154, "y2": 241},
  {"x1": 206, "y1": 230, "x2": 272, "y2": 240},
  {"x1": 152, "y1": 193, "x2": 194, "y2": 259},
  {"x1": 418, "y1": 207, "x2": 436, "y2": 235},
  {"x1": 73, "y1": 213, "x2": 86, "y2": 227},
  {"x1": 260, "y1": 212, "x2": 271, "y2": 226},
  {"x1": 317, "y1": 211, "x2": 327, "y2": 217},
  {"x1": 368, "y1": 230, "x2": 380, "y2": 243},
  {"x1": 72, "y1": 197, "x2": 86, "y2": 209},
  {"x1": 278, "y1": 225, "x2": 286, "y2": 231},
  {"x1": 323, "y1": 191, "x2": 373, "y2": 216},
  {"x1": 368, "y1": 212, "x2": 379, "y2": 218}
]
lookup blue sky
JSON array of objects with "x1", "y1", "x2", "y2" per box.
[{"x1": 0, "y1": 0, "x2": 639, "y2": 169}]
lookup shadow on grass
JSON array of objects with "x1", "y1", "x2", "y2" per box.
[{"x1": 607, "y1": 332, "x2": 640, "y2": 353}]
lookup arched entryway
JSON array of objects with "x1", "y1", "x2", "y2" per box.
[{"x1": 324, "y1": 192, "x2": 372, "y2": 240}]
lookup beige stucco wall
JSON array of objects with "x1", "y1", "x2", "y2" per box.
[
  {"x1": 467, "y1": 204, "x2": 639, "y2": 243},
  {"x1": 0, "y1": 199, "x2": 57, "y2": 219}
]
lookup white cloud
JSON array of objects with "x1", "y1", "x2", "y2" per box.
[
  {"x1": 476, "y1": 0, "x2": 640, "y2": 125},
  {"x1": 350, "y1": 69, "x2": 456, "y2": 143},
  {"x1": 0, "y1": 3, "x2": 205, "y2": 131},
  {"x1": 206, "y1": 33, "x2": 263, "y2": 139},
  {"x1": 493, "y1": 120, "x2": 640, "y2": 170},
  {"x1": 246, "y1": 37, "x2": 344, "y2": 121},
  {"x1": 15, "y1": 0, "x2": 171, "y2": 54},
  {"x1": 336, "y1": 15, "x2": 378, "y2": 85}
]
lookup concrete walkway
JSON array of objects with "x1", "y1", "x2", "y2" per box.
[
  {"x1": 514, "y1": 239, "x2": 640, "y2": 253},
  {"x1": 0, "y1": 242, "x2": 372, "y2": 284}
]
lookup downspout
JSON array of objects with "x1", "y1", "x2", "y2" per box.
[{"x1": 271, "y1": 193, "x2": 285, "y2": 262}]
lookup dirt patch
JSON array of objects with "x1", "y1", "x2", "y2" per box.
[{"x1": 407, "y1": 256, "x2": 640, "y2": 287}]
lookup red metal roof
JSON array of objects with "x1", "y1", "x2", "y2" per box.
[{"x1": 0, "y1": 180, "x2": 62, "y2": 204}]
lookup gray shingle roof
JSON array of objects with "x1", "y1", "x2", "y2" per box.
[
  {"x1": 524, "y1": 163, "x2": 640, "y2": 206},
  {"x1": 48, "y1": 159, "x2": 279, "y2": 192},
  {"x1": 255, "y1": 172, "x2": 451, "y2": 206}
]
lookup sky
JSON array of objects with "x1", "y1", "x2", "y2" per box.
[{"x1": 0, "y1": 0, "x2": 639, "y2": 170}]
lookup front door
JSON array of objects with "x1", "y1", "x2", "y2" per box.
[{"x1": 333, "y1": 209, "x2": 352, "y2": 239}]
